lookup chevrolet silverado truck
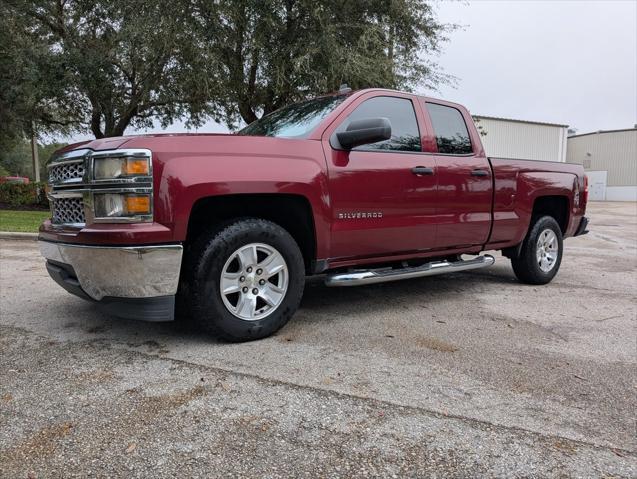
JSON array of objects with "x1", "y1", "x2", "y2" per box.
[{"x1": 39, "y1": 88, "x2": 589, "y2": 341}]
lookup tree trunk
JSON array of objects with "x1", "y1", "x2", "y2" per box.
[
  {"x1": 90, "y1": 110, "x2": 104, "y2": 139},
  {"x1": 238, "y1": 101, "x2": 258, "y2": 125},
  {"x1": 30, "y1": 125, "x2": 40, "y2": 183},
  {"x1": 109, "y1": 99, "x2": 139, "y2": 137},
  {"x1": 108, "y1": 124, "x2": 128, "y2": 137}
]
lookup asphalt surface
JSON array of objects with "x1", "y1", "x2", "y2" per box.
[{"x1": 1, "y1": 201, "x2": 636, "y2": 477}]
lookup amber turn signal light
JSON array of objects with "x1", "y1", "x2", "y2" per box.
[
  {"x1": 125, "y1": 195, "x2": 151, "y2": 214},
  {"x1": 122, "y1": 158, "x2": 150, "y2": 176}
]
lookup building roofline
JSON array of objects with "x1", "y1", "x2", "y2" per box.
[
  {"x1": 567, "y1": 128, "x2": 637, "y2": 139},
  {"x1": 473, "y1": 115, "x2": 568, "y2": 128}
]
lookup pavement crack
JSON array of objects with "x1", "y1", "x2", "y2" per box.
[{"x1": 77, "y1": 333, "x2": 636, "y2": 457}]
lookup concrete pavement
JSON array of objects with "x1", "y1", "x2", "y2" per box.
[{"x1": 1, "y1": 201, "x2": 635, "y2": 477}]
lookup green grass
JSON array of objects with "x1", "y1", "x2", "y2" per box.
[{"x1": 0, "y1": 209, "x2": 50, "y2": 233}]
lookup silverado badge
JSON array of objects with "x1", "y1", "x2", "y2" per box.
[{"x1": 338, "y1": 212, "x2": 383, "y2": 219}]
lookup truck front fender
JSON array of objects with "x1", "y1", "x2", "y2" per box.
[{"x1": 155, "y1": 150, "x2": 332, "y2": 260}]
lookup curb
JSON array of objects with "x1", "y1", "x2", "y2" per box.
[{"x1": 0, "y1": 232, "x2": 39, "y2": 241}]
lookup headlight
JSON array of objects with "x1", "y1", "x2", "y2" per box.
[
  {"x1": 94, "y1": 193, "x2": 152, "y2": 219},
  {"x1": 93, "y1": 156, "x2": 150, "y2": 180}
]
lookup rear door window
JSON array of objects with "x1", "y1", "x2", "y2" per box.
[{"x1": 426, "y1": 103, "x2": 473, "y2": 154}]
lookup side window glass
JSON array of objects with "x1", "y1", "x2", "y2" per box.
[
  {"x1": 426, "y1": 103, "x2": 473, "y2": 154},
  {"x1": 336, "y1": 97, "x2": 421, "y2": 152}
]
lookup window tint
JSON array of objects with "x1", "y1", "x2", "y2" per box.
[
  {"x1": 426, "y1": 103, "x2": 473, "y2": 154},
  {"x1": 335, "y1": 96, "x2": 421, "y2": 152}
]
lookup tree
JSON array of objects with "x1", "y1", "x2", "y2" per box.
[
  {"x1": 0, "y1": 138, "x2": 67, "y2": 180},
  {"x1": 3, "y1": 0, "x2": 211, "y2": 139},
  {"x1": 472, "y1": 117, "x2": 488, "y2": 137},
  {"x1": 194, "y1": 0, "x2": 453, "y2": 128},
  {"x1": 2, "y1": 0, "x2": 453, "y2": 139},
  {"x1": 0, "y1": 3, "x2": 79, "y2": 150}
]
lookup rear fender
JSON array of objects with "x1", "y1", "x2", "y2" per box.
[{"x1": 510, "y1": 171, "x2": 576, "y2": 246}]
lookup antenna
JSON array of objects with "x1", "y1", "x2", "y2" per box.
[{"x1": 338, "y1": 83, "x2": 352, "y2": 94}]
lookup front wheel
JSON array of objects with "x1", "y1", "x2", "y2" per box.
[
  {"x1": 511, "y1": 215, "x2": 563, "y2": 285},
  {"x1": 185, "y1": 219, "x2": 305, "y2": 341}
]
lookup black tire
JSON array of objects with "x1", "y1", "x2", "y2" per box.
[
  {"x1": 183, "y1": 218, "x2": 305, "y2": 341},
  {"x1": 511, "y1": 215, "x2": 563, "y2": 285}
]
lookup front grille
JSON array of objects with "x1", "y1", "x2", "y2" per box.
[
  {"x1": 49, "y1": 161, "x2": 85, "y2": 184},
  {"x1": 46, "y1": 148, "x2": 152, "y2": 226},
  {"x1": 51, "y1": 197, "x2": 85, "y2": 225}
]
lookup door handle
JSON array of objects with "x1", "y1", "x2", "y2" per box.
[
  {"x1": 412, "y1": 166, "x2": 434, "y2": 176},
  {"x1": 471, "y1": 169, "x2": 489, "y2": 177}
]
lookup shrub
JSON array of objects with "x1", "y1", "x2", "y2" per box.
[{"x1": 0, "y1": 182, "x2": 49, "y2": 208}]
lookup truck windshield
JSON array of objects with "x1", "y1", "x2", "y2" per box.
[{"x1": 238, "y1": 95, "x2": 347, "y2": 138}]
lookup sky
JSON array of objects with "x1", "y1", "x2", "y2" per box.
[
  {"x1": 429, "y1": 0, "x2": 637, "y2": 133},
  {"x1": 68, "y1": 0, "x2": 637, "y2": 142}
]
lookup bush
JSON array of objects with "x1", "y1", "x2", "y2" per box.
[{"x1": 0, "y1": 182, "x2": 49, "y2": 208}]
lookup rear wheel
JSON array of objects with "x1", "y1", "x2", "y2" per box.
[
  {"x1": 511, "y1": 215, "x2": 563, "y2": 285},
  {"x1": 185, "y1": 219, "x2": 305, "y2": 341}
]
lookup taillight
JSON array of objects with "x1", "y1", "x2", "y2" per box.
[{"x1": 582, "y1": 175, "x2": 589, "y2": 208}]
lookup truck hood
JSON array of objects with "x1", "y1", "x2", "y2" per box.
[
  {"x1": 56, "y1": 136, "x2": 138, "y2": 154},
  {"x1": 116, "y1": 133, "x2": 319, "y2": 161},
  {"x1": 54, "y1": 134, "x2": 323, "y2": 173},
  {"x1": 55, "y1": 133, "x2": 237, "y2": 156}
]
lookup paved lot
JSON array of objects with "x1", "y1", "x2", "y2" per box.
[{"x1": 1, "y1": 202, "x2": 636, "y2": 477}]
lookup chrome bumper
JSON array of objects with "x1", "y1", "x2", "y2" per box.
[{"x1": 39, "y1": 240, "x2": 183, "y2": 301}]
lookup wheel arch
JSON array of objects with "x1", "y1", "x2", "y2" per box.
[
  {"x1": 531, "y1": 195, "x2": 570, "y2": 234},
  {"x1": 185, "y1": 193, "x2": 318, "y2": 273},
  {"x1": 502, "y1": 194, "x2": 570, "y2": 259}
]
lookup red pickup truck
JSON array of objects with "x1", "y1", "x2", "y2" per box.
[{"x1": 39, "y1": 88, "x2": 589, "y2": 341}]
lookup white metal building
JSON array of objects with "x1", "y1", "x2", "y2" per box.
[
  {"x1": 566, "y1": 128, "x2": 637, "y2": 202},
  {"x1": 473, "y1": 116, "x2": 569, "y2": 162}
]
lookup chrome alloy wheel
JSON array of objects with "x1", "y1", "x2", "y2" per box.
[
  {"x1": 219, "y1": 243, "x2": 289, "y2": 320},
  {"x1": 536, "y1": 228, "x2": 559, "y2": 273}
]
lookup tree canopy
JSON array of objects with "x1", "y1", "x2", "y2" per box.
[
  {"x1": 1, "y1": 0, "x2": 453, "y2": 140},
  {"x1": 3, "y1": 0, "x2": 211, "y2": 139},
  {"x1": 196, "y1": 0, "x2": 452, "y2": 128},
  {"x1": 1, "y1": 4, "x2": 78, "y2": 149}
]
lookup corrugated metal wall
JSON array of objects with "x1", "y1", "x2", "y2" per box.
[
  {"x1": 566, "y1": 129, "x2": 637, "y2": 187},
  {"x1": 473, "y1": 117, "x2": 568, "y2": 162}
]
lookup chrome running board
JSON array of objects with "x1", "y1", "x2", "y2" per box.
[{"x1": 324, "y1": 254, "x2": 495, "y2": 287}]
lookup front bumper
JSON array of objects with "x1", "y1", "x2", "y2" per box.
[{"x1": 39, "y1": 240, "x2": 183, "y2": 321}]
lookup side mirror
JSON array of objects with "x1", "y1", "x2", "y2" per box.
[{"x1": 336, "y1": 117, "x2": 391, "y2": 150}]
